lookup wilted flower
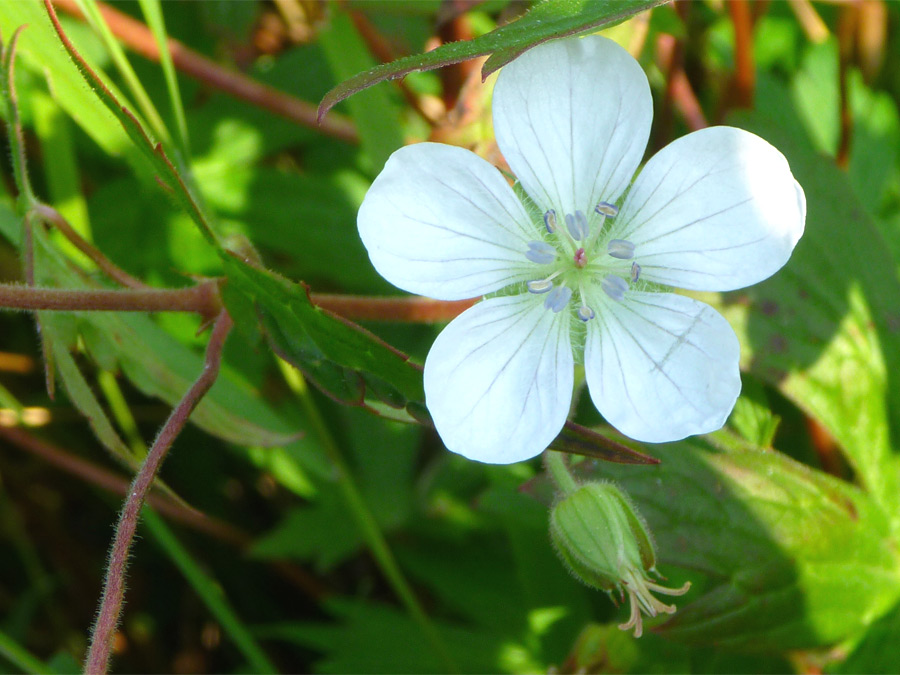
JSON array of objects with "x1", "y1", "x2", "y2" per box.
[{"x1": 358, "y1": 36, "x2": 805, "y2": 463}]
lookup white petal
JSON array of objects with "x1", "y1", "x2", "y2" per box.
[
  {"x1": 424, "y1": 294, "x2": 573, "y2": 463},
  {"x1": 584, "y1": 291, "x2": 741, "y2": 443},
  {"x1": 358, "y1": 143, "x2": 539, "y2": 300},
  {"x1": 492, "y1": 36, "x2": 652, "y2": 217},
  {"x1": 614, "y1": 126, "x2": 806, "y2": 291}
]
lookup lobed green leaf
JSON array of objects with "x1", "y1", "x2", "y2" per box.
[{"x1": 593, "y1": 434, "x2": 900, "y2": 650}]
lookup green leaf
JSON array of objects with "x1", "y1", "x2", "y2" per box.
[
  {"x1": 137, "y1": 0, "x2": 190, "y2": 158},
  {"x1": 258, "y1": 599, "x2": 505, "y2": 674},
  {"x1": 220, "y1": 254, "x2": 426, "y2": 414},
  {"x1": 318, "y1": 0, "x2": 667, "y2": 119},
  {"x1": 51, "y1": 337, "x2": 136, "y2": 466},
  {"x1": 720, "y1": 90, "x2": 900, "y2": 522},
  {"x1": 834, "y1": 598, "x2": 900, "y2": 674},
  {"x1": 78, "y1": 312, "x2": 303, "y2": 448},
  {"x1": 252, "y1": 407, "x2": 420, "y2": 570},
  {"x1": 72, "y1": 0, "x2": 170, "y2": 145},
  {"x1": 34, "y1": 0, "x2": 217, "y2": 246},
  {"x1": 0, "y1": 2, "x2": 131, "y2": 169},
  {"x1": 593, "y1": 434, "x2": 900, "y2": 650}
]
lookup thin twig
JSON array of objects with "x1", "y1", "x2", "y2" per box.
[
  {"x1": 51, "y1": 0, "x2": 358, "y2": 144},
  {"x1": 346, "y1": 9, "x2": 435, "y2": 123},
  {"x1": 654, "y1": 32, "x2": 708, "y2": 147},
  {"x1": 31, "y1": 204, "x2": 150, "y2": 289},
  {"x1": 0, "y1": 282, "x2": 222, "y2": 320},
  {"x1": 728, "y1": 0, "x2": 755, "y2": 109},
  {"x1": 84, "y1": 311, "x2": 233, "y2": 675},
  {"x1": 788, "y1": 0, "x2": 830, "y2": 44},
  {"x1": 836, "y1": 4, "x2": 856, "y2": 169},
  {"x1": 0, "y1": 424, "x2": 244, "y2": 545},
  {"x1": 310, "y1": 293, "x2": 476, "y2": 322}
]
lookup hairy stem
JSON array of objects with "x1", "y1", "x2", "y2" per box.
[
  {"x1": 84, "y1": 311, "x2": 233, "y2": 675},
  {"x1": 0, "y1": 282, "x2": 221, "y2": 319},
  {"x1": 309, "y1": 293, "x2": 476, "y2": 322}
]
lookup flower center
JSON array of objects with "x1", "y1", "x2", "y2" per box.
[{"x1": 524, "y1": 201, "x2": 640, "y2": 321}]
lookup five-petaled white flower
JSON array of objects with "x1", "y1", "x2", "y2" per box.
[{"x1": 358, "y1": 36, "x2": 805, "y2": 464}]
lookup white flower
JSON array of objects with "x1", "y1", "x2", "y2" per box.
[{"x1": 358, "y1": 36, "x2": 805, "y2": 464}]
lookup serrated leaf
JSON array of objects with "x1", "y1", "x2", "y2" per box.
[
  {"x1": 318, "y1": 0, "x2": 666, "y2": 119},
  {"x1": 591, "y1": 434, "x2": 900, "y2": 650},
  {"x1": 221, "y1": 254, "x2": 425, "y2": 413}
]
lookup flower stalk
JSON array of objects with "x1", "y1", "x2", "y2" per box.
[{"x1": 84, "y1": 311, "x2": 233, "y2": 675}]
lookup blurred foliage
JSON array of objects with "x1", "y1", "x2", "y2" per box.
[{"x1": 0, "y1": 0, "x2": 899, "y2": 673}]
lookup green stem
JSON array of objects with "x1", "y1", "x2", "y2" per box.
[
  {"x1": 280, "y1": 361, "x2": 458, "y2": 673},
  {"x1": 545, "y1": 450, "x2": 579, "y2": 495}
]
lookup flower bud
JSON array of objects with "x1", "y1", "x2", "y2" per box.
[{"x1": 549, "y1": 482, "x2": 690, "y2": 637}]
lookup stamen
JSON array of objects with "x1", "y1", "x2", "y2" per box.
[
  {"x1": 631, "y1": 261, "x2": 641, "y2": 283},
  {"x1": 565, "y1": 211, "x2": 589, "y2": 241},
  {"x1": 527, "y1": 279, "x2": 554, "y2": 294},
  {"x1": 543, "y1": 209, "x2": 557, "y2": 234},
  {"x1": 577, "y1": 305, "x2": 595, "y2": 321},
  {"x1": 618, "y1": 592, "x2": 643, "y2": 638},
  {"x1": 573, "y1": 247, "x2": 587, "y2": 268},
  {"x1": 525, "y1": 240, "x2": 557, "y2": 264},
  {"x1": 564, "y1": 213, "x2": 578, "y2": 240},
  {"x1": 608, "y1": 239, "x2": 635, "y2": 260},
  {"x1": 595, "y1": 201, "x2": 619, "y2": 217},
  {"x1": 575, "y1": 210, "x2": 589, "y2": 238},
  {"x1": 544, "y1": 285, "x2": 573, "y2": 312},
  {"x1": 602, "y1": 275, "x2": 628, "y2": 301}
]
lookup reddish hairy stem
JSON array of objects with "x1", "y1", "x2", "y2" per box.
[
  {"x1": 0, "y1": 281, "x2": 471, "y2": 324},
  {"x1": 84, "y1": 311, "x2": 233, "y2": 675},
  {"x1": 310, "y1": 293, "x2": 477, "y2": 322},
  {"x1": 51, "y1": 0, "x2": 358, "y2": 144},
  {"x1": 0, "y1": 282, "x2": 221, "y2": 319}
]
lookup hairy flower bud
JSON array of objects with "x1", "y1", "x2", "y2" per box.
[{"x1": 549, "y1": 482, "x2": 690, "y2": 637}]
